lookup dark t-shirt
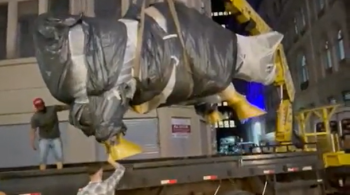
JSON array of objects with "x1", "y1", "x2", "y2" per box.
[{"x1": 31, "y1": 105, "x2": 64, "y2": 139}]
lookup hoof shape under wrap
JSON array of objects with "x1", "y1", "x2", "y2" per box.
[
  {"x1": 219, "y1": 84, "x2": 266, "y2": 120},
  {"x1": 131, "y1": 103, "x2": 149, "y2": 114},
  {"x1": 234, "y1": 100, "x2": 266, "y2": 120},
  {"x1": 104, "y1": 135, "x2": 142, "y2": 160},
  {"x1": 206, "y1": 111, "x2": 223, "y2": 125}
]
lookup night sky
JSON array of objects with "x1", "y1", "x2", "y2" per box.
[
  {"x1": 211, "y1": 0, "x2": 263, "y2": 11},
  {"x1": 248, "y1": 0, "x2": 264, "y2": 10}
]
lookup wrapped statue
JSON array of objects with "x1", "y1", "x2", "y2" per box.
[{"x1": 33, "y1": 1, "x2": 283, "y2": 160}]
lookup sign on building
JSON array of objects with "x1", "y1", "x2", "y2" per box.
[{"x1": 171, "y1": 118, "x2": 191, "y2": 138}]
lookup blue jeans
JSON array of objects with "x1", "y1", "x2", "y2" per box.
[{"x1": 39, "y1": 138, "x2": 63, "y2": 164}]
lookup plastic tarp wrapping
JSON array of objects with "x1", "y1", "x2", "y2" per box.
[
  {"x1": 34, "y1": 15, "x2": 83, "y2": 104},
  {"x1": 33, "y1": 2, "x2": 239, "y2": 142},
  {"x1": 79, "y1": 18, "x2": 130, "y2": 142},
  {"x1": 235, "y1": 33, "x2": 283, "y2": 85},
  {"x1": 34, "y1": 14, "x2": 129, "y2": 141},
  {"x1": 144, "y1": 2, "x2": 237, "y2": 103}
]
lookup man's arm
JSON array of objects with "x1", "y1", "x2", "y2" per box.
[
  {"x1": 77, "y1": 187, "x2": 89, "y2": 195},
  {"x1": 102, "y1": 159, "x2": 126, "y2": 192},
  {"x1": 30, "y1": 116, "x2": 37, "y2": 150},
  {"x1": 77, "y1": 158, "x2": 125, "y2": 195},
  {"x1": 79, "y1": 162, "x2": 125, "y2": 195},
  {"x1": 54, "y1": 104, "x2": 70, "y2": 112}
]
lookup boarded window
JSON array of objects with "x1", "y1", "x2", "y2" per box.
[
  {"x1": 315, "y1": 121, "x2": 338, "y2": 133},
  {"x1": 48, "y1": 0, "x2": 70, "y2": 15},
  {"x1": 17, "y1": 0, "x2": 38, "y2": 58},
  {"x1": 342, "y1": 118, "x2": 350, "y2": 134},
  {"x1": 0, "y1": 3, "x2": 7, "y2": 59},
  {"x1": 342, "y1": 118, "x2": 350, "y2": 151},
  {"x1": 94, "y1": 0, "x2": 121, "y2": 18}
]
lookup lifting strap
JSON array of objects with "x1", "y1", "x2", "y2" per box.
[
  {"x1": 166, "y1": 0, "x2": 189, "y2": 67},
  {"x1": 132, "y1": 0, "x2": 193, "y2": 96},
  {"x1": 166, "y1": 0, "x2": 193, "y2": 97},
  {"x1": 132, "y1": 0, "x2": 146, "y2": 79}
]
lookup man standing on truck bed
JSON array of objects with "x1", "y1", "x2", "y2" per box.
[
  {"x1": 78, "y1": 156, "x2": 125, "y2": 195},
  {"x1": 30, "y1": 98, "x2": 69, "y2": 171}
]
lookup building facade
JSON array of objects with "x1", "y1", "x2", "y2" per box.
[
  {"x1": 261, "y1": 0, "x2": 350, "y2": 109},
  {"x1": 260, "y1": 0, "x2": 350, "y2": 132}
]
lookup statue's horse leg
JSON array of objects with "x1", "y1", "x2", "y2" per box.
[
  {"x1": 218, "y1": 83, "x2": 266, "y2": 120},
  {"x1": 131, "y1": 95, "x2": 166, "y2": 114},
  {"x1": 206, "y1": 109, "x2": 223, "y2": 125},
  {"x1": 132, "y1": 102, "x2": 151, "y2": 114},
  {"x1": 132, "y1": 60, "x2": 178, "y2": 114},
  {"x1": 104, "y1": 134, "x2": 142, "y2": 161},
  {"x1": 195, "y1": 95, "x2": 223, "y2": 125}
]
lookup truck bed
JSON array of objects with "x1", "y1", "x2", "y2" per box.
[{"x1": 0, "y1": 152, "x2": 323, "y2": 194}]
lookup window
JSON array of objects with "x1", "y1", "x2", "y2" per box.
[
  {"x1": 282, "y1": 31, "x2": 288, "y2": 47},
  {"x1": 48, "y1": 0, "x2": 70, "y2": 15},
  {"x1": 316, "y1": 121, "x2": 337, "y2": 133},
  {"x1": 215, "y1": 120, "x2": 236, "y2": 128},
  {"x1": 323, "y1": 41, "x2": 333, "y2": 68},
  {"x1": 300, "y1": 8, "x2": 306, "y2": 28},
  {"x1": 0, "y1": 3, "x2": 7, "y2": 60},
  {"x1": 342, "y1": 118, "x2": 350, "y2": 136},
  {"x1": 336, "y1": 30, "x2": 345, "y2": 61},
  {"x1": 293, "y1": 18, "x2": 298, "y2": 34},
  {"x1": 300, "y1": 55, "x2": 309, "y2": 82},
  {"x1": 273, "y1": 2, "x2": 279, "y2": 16},
  {"x1": 94, "y1": 0, "x2": 122, "y2": 18},
  {"x1": 327, "y1": 96, "x2": 337, "y2": 104},
  {"x1": 342, "y1": 90, "x2": 350, "y2": 102},
  {"x1": 17, "y1": 0, "x2": 39, "y2": 58},
  {"x1": 295, "y1": 9, "x2": 306, "y2": 33},
  {"x1": 316, "y1": 0, "x2": 325, "y2": 11}
]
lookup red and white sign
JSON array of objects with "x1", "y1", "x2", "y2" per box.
[{"x1": 171, "y1": 118, "x2": 191, "y2": 138}]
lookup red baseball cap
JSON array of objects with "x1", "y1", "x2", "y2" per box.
[{"x1": 33, "y1": 98, "x2": 45, "y2": 107}]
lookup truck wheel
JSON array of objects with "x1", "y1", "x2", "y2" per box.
[{"x1": 223, "y1": 190, "x2": 254, "y2": 195}]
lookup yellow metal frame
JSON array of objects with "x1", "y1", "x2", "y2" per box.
[
  {"x1": 296, "y1": 105, "x2": 339, "y2": 151},
  {"x1": 323, "y1": 151, "x2": 350, "y2": 167},
  {"x1": 296, "y1": 105, "x2": 350, "y2": 167},
  {"x1": 225, "y1": 0, "x2": 295, "y2": 145},
  {"x1": 225, "y1": 0, "x2": 350, "y2": 166}
]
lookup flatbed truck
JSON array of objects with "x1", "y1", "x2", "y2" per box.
[{"x1": 1, "y1": 152, "x2": 324, "y2": 195}]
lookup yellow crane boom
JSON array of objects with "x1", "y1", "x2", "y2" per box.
[{"x1": 225, "y1": 0, "x2": 296, "y2": 144}]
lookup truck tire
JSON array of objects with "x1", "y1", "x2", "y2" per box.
[{"x1": 223, "y1": 190, "x2": 254, "y2": 195}]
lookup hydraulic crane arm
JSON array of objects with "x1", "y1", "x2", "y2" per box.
[{"x1": 225, "y1": 0, "x2": 296, "y2": 143}]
